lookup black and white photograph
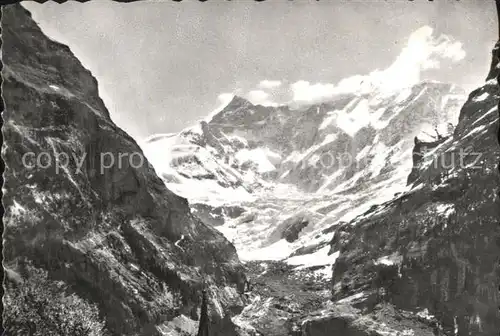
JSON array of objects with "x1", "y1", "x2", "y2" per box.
[{"x1": 2, "y1": 0, "x2": 500, "y2": 335}]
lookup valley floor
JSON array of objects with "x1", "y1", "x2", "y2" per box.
[{"x1": 233, "y1": 261, "x2": 442, "y2": 336}]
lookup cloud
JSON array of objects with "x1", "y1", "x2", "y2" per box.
[
  {"x1": 247, "y1": 90, "x2": 269, "y2": 103},
  {"x1": 290, "y1": 81, "x2": 337, "y2": 105},
  {"x1": 207, "y1": 86, "x2": 278, "y2": 120},
  {"x1": 368, "y1": 26, "x2": 466, "y2": 91},
  {"x1": 217, "y1": 92, "x2": 236, "y2": 105},
  {"x1": 290, "y1": 26, "x2": 466, "y2": 104},
  {"x1": 257, "y1": 80, "x2": 282, "y2": 90},
  {"x1": 246, "y1": 90, "x2": 278, "y2": 106},
  {"x1": 213, "y1": 27, "x2": 466, "y2": 110}
]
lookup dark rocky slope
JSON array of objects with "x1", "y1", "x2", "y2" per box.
[
  {"x1": 324, "y1": 40, "x2": 500, "y2": 336},
  {"x1": 2, "y1": 4, "x2": 247, "y2": 336}
]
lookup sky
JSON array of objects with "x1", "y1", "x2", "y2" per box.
[{"x1": 23, "y1": 0, "x2": 497, "y2": 141}]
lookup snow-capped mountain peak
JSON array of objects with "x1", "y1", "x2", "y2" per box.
[{"x1": 142, "y1": 79, "x2": 467, "y2": 264}]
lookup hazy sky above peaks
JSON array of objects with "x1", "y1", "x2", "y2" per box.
[{"x1": 23, "y1": 0, "x2": 497, "y2": 140}]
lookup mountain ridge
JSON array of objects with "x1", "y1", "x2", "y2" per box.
[{"x1": 142, "y1": 77, "x2": 468, "y2": 263}]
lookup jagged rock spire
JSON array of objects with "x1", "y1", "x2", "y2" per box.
[{"x1": 196, "y1": 286, "x2": 210, "y2": 336}]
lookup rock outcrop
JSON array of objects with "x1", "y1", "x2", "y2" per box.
[
  {"x1": 2, "y1": 4, "x2": 246, "y2": 336},
  {"x1": 190, "y1": 203, "x2": 246, "y2": 227},
  {"x1": 406, "y1": 134, "x2": 450, "y2": 186}
]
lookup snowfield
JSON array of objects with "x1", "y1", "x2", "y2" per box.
[{"x1": 140, "y1": 79, "x2": 466, "y2": 273}]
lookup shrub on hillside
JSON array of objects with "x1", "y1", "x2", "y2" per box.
[{"x1": 3, "y1": 263, "x2": 107, "y2": 336}]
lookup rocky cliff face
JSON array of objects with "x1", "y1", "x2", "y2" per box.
[
  {"x1": 326, "y1": 43, "x2": 500, "y2": 336},
  {"x1": 2, "y1": 4, "x2": 247, "y2": 336}
]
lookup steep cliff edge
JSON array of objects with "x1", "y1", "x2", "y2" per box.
[
  {"x1": 2, "y1": 4, "x2": 246, "y2": 336},
  {"x1": 325, "y1": 41, "x2": 500, "y2": 336}
]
